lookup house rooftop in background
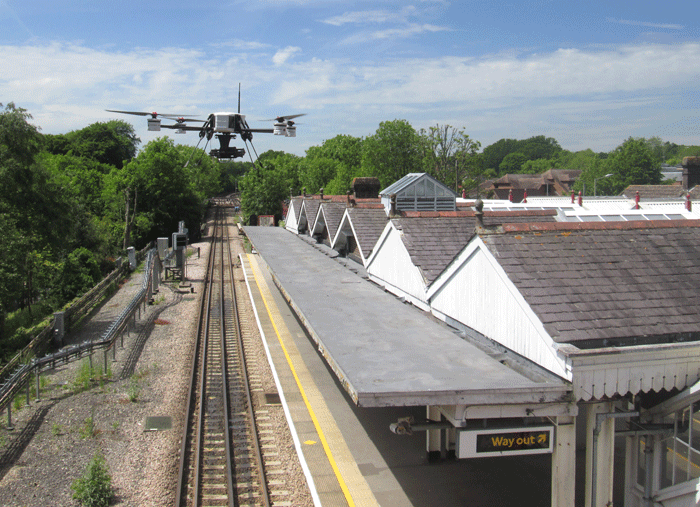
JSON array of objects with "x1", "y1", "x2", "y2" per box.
[{"x1": 487, "y1": 169, "x2": 581, "y2": 201}]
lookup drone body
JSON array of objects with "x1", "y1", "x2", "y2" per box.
[{"x1": 106, "y1": 107, "x2": 304, "y2": 160}]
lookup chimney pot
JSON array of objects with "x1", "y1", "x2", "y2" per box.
[{"x1": 474, "y1": 198, "x2": 484, "y2": 228}]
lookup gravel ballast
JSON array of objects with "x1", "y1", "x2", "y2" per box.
[{"x1": 0, "y1": 223, "x2": 313, "y2": 507}]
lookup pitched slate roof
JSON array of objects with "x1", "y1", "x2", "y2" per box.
[
  {"x1": 620, "y1": 185, "x2": 688, "y2": 199},
  {"x1": 346, "y1": 207, "x2": 388, "y2": 259},
  {"x1": 300, "y1": 199, "x2": 322, "y2": 230},
  {"x1": 317, "y1": 202, "x2": 347, "y2": 240},
  {"x1": 481, "y1": 220, "x2": 700, "y2": 347},
  {"x1": 393, "y1": 210, "x2": 557, "y2": 285}
]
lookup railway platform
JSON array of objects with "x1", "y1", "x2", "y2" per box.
[{"x1": 240, "y1": 226, "x2": 573, "y2": 506}]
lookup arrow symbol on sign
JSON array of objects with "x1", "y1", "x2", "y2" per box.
[{"x1": 537, "y1": 434, "x2": 547, "y2": 444}]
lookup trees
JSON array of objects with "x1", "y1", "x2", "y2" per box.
[
  {"x1": 499, "y1": 152, "x2": 528, "y2": 174},
  {"x1": 572, "y1": 139, "x2": 660, "y2": 195},
  {"x1": 605, "y1": 138, "x2": 660, "y2": 191},
  {"x1": 482, "y1": 136, "x2": 562, "y2": 174},
  {"x1": 361, "y1": 120, "x2": 424, "y2": 188},
  {"x1": 421, "y1": 125, "x2": 480, "y2": 192},
  {"x1": 63, "y1": 120, "x2": 139, "y2": 169},
  {"x1": 303, "y1": 134, "x2": 363, "y2": 195},
  {"x1": 239, "y1": 153, "x2": 301, "y2": 222}
]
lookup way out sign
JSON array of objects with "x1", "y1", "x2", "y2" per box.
[{"x1": 456, "y1": 426, "x2": 553, "y2": 458}]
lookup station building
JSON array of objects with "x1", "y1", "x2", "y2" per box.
[{"x1": 279, "y1": 163, "x2": 700, "y2": 506}]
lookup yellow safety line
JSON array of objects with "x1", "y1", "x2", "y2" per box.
[{"x1": 247, "y1": 254, "x2": 357, "y2": 507}]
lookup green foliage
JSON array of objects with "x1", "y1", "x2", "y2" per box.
[
  {"x1": 71, "y1": 452, "x2": 113, "y2": 507},
  {"x1": 303, "y1": 134, "x2": 363, "y2": 195},
  {"x1": 605, "y1": 137, "x2": 660, "y2": 192},
  {"x1": 49, "y1": 120, "x2": 140, "y2": 169},
  {"x1": 73, "y1": 360, "x2": 109, "y2": 392},
  {"x1": 421, "y1": 124, "x2": 480, "y2": 192},
  {"x1": 106, "y1": 137, "x2": 214, "y2": 248},
  {"x1": 127, "y1": 377, "x2": 141, "y2": 402},
  {"x1": 79, "y1": 415, "x2": 96, "y2": 439},
  {"x1": 219, "y1": 160, "x2": 253, "y2": 192},
  {"x1": 573, "y1": 138, "x2": 661, "y2": 195},
  {"x1": 55, "y1": 247, "x2": 102, "y2": 303},
  {"x1": 482, "y1": 135, "x2": 562, "y2": 174},
  {"x1": 240, "y1": 153, "x2": 301, "y2": 222},
  {"x1": 0, "y1": 102, "x2": 41, "y2": 168},
  {"x1": 361, "y1": 119, "x2": 424, "y2": 188},
  {"x1": 499, "y1": 152, "x2": 528, "y2": 173},
  {"x1": 299, "y1": 157, "x2": 340, "y2": 195}
]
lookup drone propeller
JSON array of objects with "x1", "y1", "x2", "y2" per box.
[
  {"x1": 106, "y1": 109, "x2": 200, "y2": 120},
  {"x1": 261, "y1": 113, "x2": 307, "y2": 122}
]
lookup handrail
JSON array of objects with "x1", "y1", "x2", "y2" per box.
[{"x1": 0, "y1": 246, "x2": 162, "y2": 416}]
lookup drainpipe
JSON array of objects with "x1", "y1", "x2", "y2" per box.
[{"x1": 591, "y1": 410, "x2": 639, "y2": 507}]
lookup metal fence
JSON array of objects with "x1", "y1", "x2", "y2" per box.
[{"x1": 0, "y1": 244, "x2": 161, "y2": 428}]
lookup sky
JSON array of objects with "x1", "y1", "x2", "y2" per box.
[{"x1": 1, "y1": 0, "x2": 699, "y2": 158}]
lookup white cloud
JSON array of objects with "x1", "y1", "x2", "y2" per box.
[
  {"x1": 2, "y1": 40, "x2": 700, "y2": 154},
  {"x1": 606, "y1": 18, "x2": 684, "y2": 30},
  {"x1": 364, "y1": 23, "x2": 451, "y2": 41},
  {"x1": 321, "y1": 6, "x2": 417, "y2": 26},
  {"x1": 272, "y1": 46, "x2": 301, "y2": 66}
]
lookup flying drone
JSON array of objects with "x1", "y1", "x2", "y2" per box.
[{"x1": 106, "y1": 90, "x2": 305, "y2": 161}]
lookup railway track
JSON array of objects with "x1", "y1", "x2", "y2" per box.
[{"x1": 177, "y1": 207, "x2": 286, "y2": 507}]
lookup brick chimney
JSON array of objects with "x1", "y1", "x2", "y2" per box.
[
  {"x1": 352, "y1": 177, "x2": 381, "y2": 199},
  {"x1": 682, "y1": 156, "x2": 700, "y2": 190}
]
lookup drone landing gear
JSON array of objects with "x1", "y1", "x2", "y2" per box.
[{"x1": 209, "y1": 133, "x2": 245, "y2": 160}]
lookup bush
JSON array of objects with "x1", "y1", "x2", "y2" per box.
[{"x1": 71, "y1": 452, "x2": 113, "y2": 507}]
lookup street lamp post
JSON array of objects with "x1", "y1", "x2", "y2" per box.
[{"x1": 594, "y1": 173, "x2": 613, "y2": 197}]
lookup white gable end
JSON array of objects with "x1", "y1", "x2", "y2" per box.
[
  {"x1": 366, "y1": 225, "x2": 429, "y2": 310},
  {"x1": 285, "y1": 206, "x2": 299, "y2": 233},
  {"x1": 428, "y1": 238, "x2": 570, "y2": 380}
]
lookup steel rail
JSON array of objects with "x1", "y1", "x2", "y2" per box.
[
  {"x1": 223, "y1": 210, "x2": 272, "y2": 507},
  {"x1": 176, "y1": 208, "x2": 220, "y2": 506}
]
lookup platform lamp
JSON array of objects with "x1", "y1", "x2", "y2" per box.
[{"x1": 594, "y1": 173, "x2": 613, "y2": 197}]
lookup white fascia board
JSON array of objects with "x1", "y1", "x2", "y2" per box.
[
  {"x1": 366, "y1": 274, "x2": 431, "y2": 312},
  {"x1": 329, "y1": 208, "x2": 350, "y2": 249},
  {"x1": 309, "y1": 207, "x2": 325, "y2": 236},
  {"x1": 297, "y1": 204, "x2": 308, "y2": 227},
  {"x1": 364, "y1": 220, "x2": 395, "y2": 270},
  {"x1": 428, "y1": 236, "x2": 569, "y2": 380}
]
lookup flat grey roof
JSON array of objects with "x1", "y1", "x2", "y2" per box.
[{"x1": 244, "y1": 226, "x2": 570, "y2": 408}]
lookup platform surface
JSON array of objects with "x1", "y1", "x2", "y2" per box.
[{"x1": 244, "y1": 226, "x2": 569, "y2": 408}]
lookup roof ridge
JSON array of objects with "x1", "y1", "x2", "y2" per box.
[{"x1": 500, "y1": 219, "x2": 700, "y2": 233}]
